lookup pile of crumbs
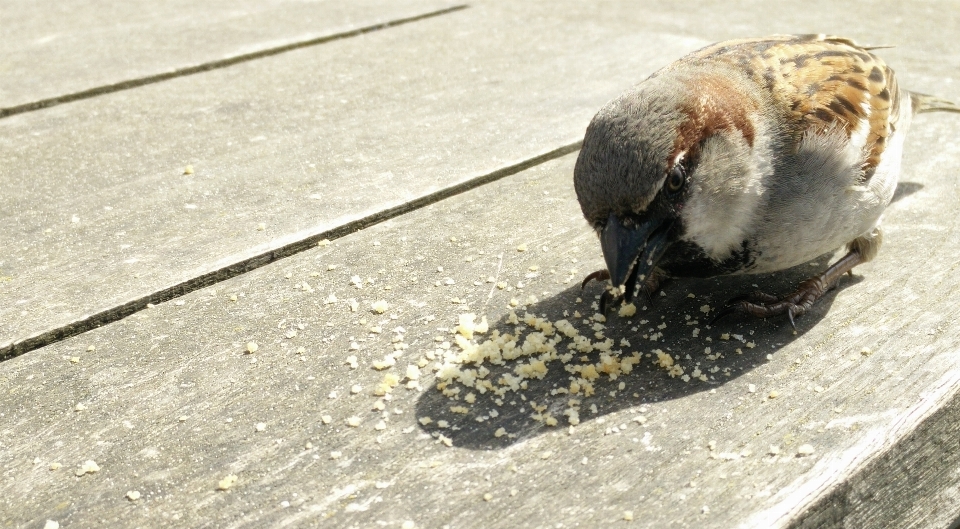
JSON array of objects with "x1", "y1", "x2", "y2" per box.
[
  {"x1": 294, "y1": 262, "x2": 762, "y2": 448},
  {"x1": 412, "y1": 305, "x2": 738, "y2": 434}
]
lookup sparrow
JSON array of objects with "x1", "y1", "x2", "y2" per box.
[{"x1": 575, "y1": 34, "x2": 959, "y2": 327}]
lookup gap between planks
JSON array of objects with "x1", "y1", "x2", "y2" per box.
[
  {"x1": 0, "y1": 141, "x2": 582, "y2": 361},
  {"x1": 0, "y1": 4, "x2": 469, "y2": 119}
]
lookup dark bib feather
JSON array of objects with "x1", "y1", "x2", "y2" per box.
[{"x1": 659, "y1": 240, "x2": 757, "y2": 278}]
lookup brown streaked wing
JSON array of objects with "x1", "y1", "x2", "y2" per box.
[{"x1": 675, "y1": 35, "x2": 900, "y2": 182}]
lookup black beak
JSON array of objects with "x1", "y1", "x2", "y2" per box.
[{"x1": 600, "y1": 213, "x2": 673, "y2": 301}]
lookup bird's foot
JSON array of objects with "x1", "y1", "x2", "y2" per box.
[
  {"x1": 581, "y1": 268, "x2": 665, "y2": 313},
  {"x1": 710, "y1": 279, "x2": 826, "y2": 329},
  {"x1": 580, "y1": 269, "x2": 611, "y2": 289},
  {"x1": 711, "y1": 250, "x2": 864, "y2": 329}
]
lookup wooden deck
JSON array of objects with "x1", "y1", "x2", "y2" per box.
[{"x1": 2, "y1": 1, "x2": 960, "y2": 528}]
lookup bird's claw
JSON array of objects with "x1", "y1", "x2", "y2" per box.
[
  {"x1": 599, "y1": 289, "x2": 617, "y2": 313},
  {"x1": 724, "y1": 290, "x2": 781, "y2": 305},
  {"x1": 582, "y1": 268, "x2": 667, "y2": 314},
  {"x1": 711, "y1": 298, "x2": 806, "y2": 330},
  {"x1": 712, "y1": 278, "x2": 828, "y2": 329},
  {"x1": 582, "y1": 269, "x2": 622, "y2": 313},
  {"x1": 581, "y1": 269, "x2": 611, "y2": 290}
]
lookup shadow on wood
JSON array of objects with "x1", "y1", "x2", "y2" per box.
[
  {"x1": 415, "y1": 252, "x2": 864, "y2": 450},
  {"x1": 891, "y1": 181, "x2": 923, "y2": 204}
]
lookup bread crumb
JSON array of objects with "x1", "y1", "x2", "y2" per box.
[
  {"x1": 618, "y1": 303, "x2": 636, "y2": 317},
  {"x1": 768, "y1": 445, "x2": 780, "y2": 455},
  {"x1": 797, "y1": 444, "x2": 815, "y2": 456},
  {"x1": 401, "y1": 522, "x2": 415, "y2": 529},
  {"x1": 655, "y1": 350, "x2": 674, "y2": 368},
  {"x1": 516, "y1": 244, "x2": 527, "y2": 252},
  {"x1": 371, "y1": 300, "x2": 389, "y2": 314},
  {"x1": 246, "y1": 342, "x2": 258, "y2": 354},
  {"x1": 255, "y1": 422, "x2": 266, "y2": 432},
  {"x1": 126, "y1": 490, "x2": 141, "y2": 501},
  {"x1": 75, "y1": 460, "x2": 100, "y2": 476},
  {"x1": 860, "y1": 347, "x2": 873, "y2": 357},
  {"x1": 183, "y1": 165, "x2": 194, "y2": 175},
  {"x1": 44, "y1": 521, "x2": 59, "y2": 529},
  {"x1": 217, "y1": 475, "x2": 238, "y2": 490},
  {"x1": 768, "y1": 391, "x2": 779, "y2": 399},
  {"x1": 317, "y1": 239, "x2": 331, "y2": 247},
  {"x1": 321, "y1": 415, "x2": 332, "y2": 424},
  {"x1": 49, "y1": 462, "x2": 61, "y2": 471},
  {"x1": 373, "y1": 373, "x2": 400, "y2": 395},
  {"x1": 405, "y1": 365, "x2": 420, "y2": 381},
  {"x1": 346, "y1": 416, "x2": 362, "y2": 427},
  {"x1": 372, "y1": 356, "x2": 395, "y2": 370},
  {"x1": 747, "y1": 384, "x2": 756, "y2": 393},
  {"x1": 483, "y1": 492, "x2": 493, "y2": 501},
  {"x1": 623, "y1": 511, "x2": 634, "y2": 521}
]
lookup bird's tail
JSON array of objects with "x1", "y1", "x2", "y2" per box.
[{"x1": 909, "y1": 91, "x2": 960, "y2": 114}]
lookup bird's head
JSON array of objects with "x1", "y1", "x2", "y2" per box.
[{"x1": 574, "y1": 68, "x2": 764, "y2": 301}]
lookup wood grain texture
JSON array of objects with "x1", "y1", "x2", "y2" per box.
[
  {"x1": 2, "y1": 135, "x2": 959, "y2": 527},
  {"x1": 2, "y1": 1, "x2": 960, "y2": 527},
  {"x1": 0, "y1": 2, "x2": 697, "y2": 356},
  {"x1": 0, "y1": 0, "x2": 460, "y2": 110}
]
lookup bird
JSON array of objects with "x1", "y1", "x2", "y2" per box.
[{"x1": 574, "y1": 34, "x2": 959, "y2": 327}]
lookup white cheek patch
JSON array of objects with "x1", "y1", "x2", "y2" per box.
[{"x1": 680, "y1": 126, "x2": 767, "y2": 261}]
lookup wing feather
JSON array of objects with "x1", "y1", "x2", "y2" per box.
[{"x1": 673, "y1": 35, "x2": 901, "y2": 182}]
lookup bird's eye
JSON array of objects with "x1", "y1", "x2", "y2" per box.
[{"x1": 665, "y1": 165, "x2": 685, "y2": 194}]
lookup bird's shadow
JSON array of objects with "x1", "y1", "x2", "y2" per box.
[
  {"x1": 415, "y1": 256, "x2": 863, "y2": 450},
  {"x1": 891, "y1": 181, "x2": 923, "y2": 204},
  {"x1": 413, "y1": 180, "x2": 920, "y2": 449}
]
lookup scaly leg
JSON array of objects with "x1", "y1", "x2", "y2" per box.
[{"x1": 711, "y1": 250, "x2": 864, "y2": 329}]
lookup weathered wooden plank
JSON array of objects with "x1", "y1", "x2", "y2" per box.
[
  {"x1": 0, "y1": 0, "x2": 461, "y2": 111},
  {"x1": 2, "y1": 120, "x2": 960, "y2": 527},
  {"x1": 0, "y1": 3, "x2": 703, "y2": 356}
]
